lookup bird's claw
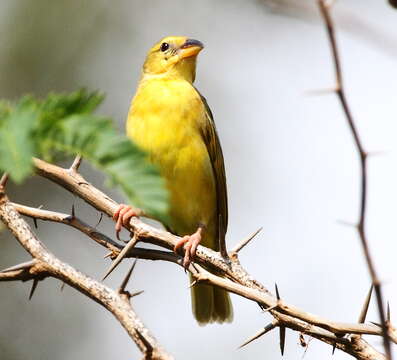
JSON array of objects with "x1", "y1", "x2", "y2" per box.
[
  {"x1": 174, "y1": 228, "x2": 202, "y2": 270},
  {"x1": 113, "y1": 204, "x2": 142, "y2": 241}
]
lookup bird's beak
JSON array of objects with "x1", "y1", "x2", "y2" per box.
[{"x1": 179, "y1": 39, "x2": 204, "y2": 59}]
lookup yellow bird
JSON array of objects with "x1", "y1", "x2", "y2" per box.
[{"x1": 114, "y1": 36, "x2": 233, "y2": 325}]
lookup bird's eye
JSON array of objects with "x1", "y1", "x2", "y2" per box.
[{"x1": 160, "y1": 42, "x2": 170, "y2": 52}]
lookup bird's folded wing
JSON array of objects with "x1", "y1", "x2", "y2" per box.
[{"x1": 197, "y1": 92, "x2": 228, "y2": 246}]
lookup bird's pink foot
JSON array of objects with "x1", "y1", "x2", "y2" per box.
[
  {"x1": 174, "y1": 227, "x2": 203, "y2": 269},
  {"x1": 113, "y1": 204, "x2": 142, "y2": 240}
]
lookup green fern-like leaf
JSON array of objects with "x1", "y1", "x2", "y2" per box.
[
  {"x1": 0, "y1": 99, "x2": 39, "y2": 182},
  {"x1": 35, "y1": 89, "x2": 105, "y2": 161}
]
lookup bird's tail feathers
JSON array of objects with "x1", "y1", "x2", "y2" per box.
[{"x1": 190, "y1": 274, "x2": 233, "y2": 325}]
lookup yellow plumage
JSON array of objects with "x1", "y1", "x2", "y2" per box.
[{"x1": 126, "y1": 36, "x2": 232, "y2": 325}]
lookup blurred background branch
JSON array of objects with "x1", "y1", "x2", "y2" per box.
[{"x1": 317, "y1": 0, "x2": 392, "y2": 358}]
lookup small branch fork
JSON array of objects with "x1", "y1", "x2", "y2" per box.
[
  {"x1": 318, "y1": 1, "x2": 392, "y2": 359},
  {"x1": 1, "y1": 159, "x2": 395, "y2": 360}
]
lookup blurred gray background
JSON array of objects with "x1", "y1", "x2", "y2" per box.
[{"x1": 1, "y1": 1, "x2": 396, "y2": 359}]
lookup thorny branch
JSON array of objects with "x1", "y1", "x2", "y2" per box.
[
  {"x1": 10, "y1": 202, "x2": 181, "y2": 265},
  {"x1": 1, "y1": 157, "x2": 394, "y2": 360},
  {"x1": 318, "y1": 1, "x2": 392, "y2": 359},
  {"x1": 0, "y1": 188, "x2": 173, "y2": 360}
]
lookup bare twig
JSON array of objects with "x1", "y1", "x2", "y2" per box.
[
  {"x1": 317, "y1": 1, "x2": 392, "y2": 359},
  {"x1": 12, "y1": 202, "x2": 181, "y2": 266},
  {"x1": 11, "y1": 202, "x2": 121, "y2": 252}
]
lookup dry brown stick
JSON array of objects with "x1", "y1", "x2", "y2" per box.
[
  {"x1": 317, "y1": 1, "x2": 392, "y2": 359},
  {"x1": 0, "y1": 191, "x2": 173, "y2": 360},
  {"x1": 31, "y1": 158, "x2": 397, "y2": 359},
  {"x1": 11, "y1": 202, "x2": 121, "y2": 252},
  {"x1": 12, "y1": 202, "x2": 181, "y2": 265}
]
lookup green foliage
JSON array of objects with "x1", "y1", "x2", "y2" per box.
[
  {"x1": 0, "y1": 100, "x2": 38, "y2": 182},
  {"x1": 0, "y1": 89, "x2": 168, "y2": 222}
]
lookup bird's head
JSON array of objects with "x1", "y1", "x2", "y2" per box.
[{"x1": 142, "y1": 36, "x2": 204, "y2": 83}]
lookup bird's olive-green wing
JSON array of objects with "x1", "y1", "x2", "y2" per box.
[{"x1": 197, "y1": 92, "x2": 228, "y2": 246}]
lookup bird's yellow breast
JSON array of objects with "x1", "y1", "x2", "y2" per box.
[{"x1": 127, "y1": 77, "x2": 217, "y2": 243}]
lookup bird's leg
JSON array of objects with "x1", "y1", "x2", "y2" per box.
[
  {"x1": 174, "y1": 225, "x2": 205, "y2": 269},
  {"x1": 113, "y1": 204, "x2": 143, "y2": 241}
]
